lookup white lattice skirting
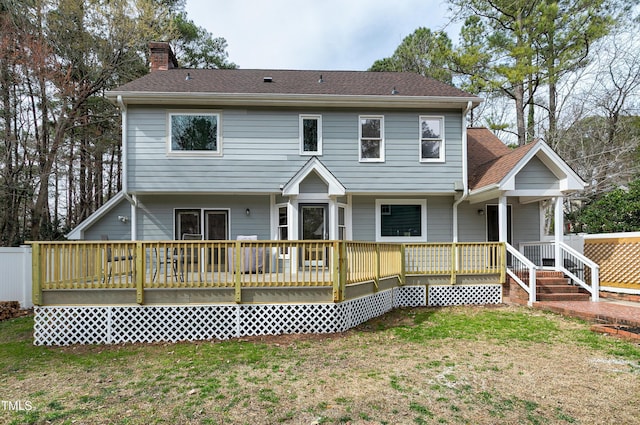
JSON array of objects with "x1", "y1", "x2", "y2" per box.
[{"x1": 33, "y1": 285, "x2": 500, "y2": 346}]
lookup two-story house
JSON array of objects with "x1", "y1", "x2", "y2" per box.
[
  {"x1": 69, "y1": 43, "x2": 585, "y2": 251},
  {"x1": 34, "y1": 42, "x2": 598, "y2": 345}
]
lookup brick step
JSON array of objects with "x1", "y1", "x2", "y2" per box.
[
  {"x1": 536, "y1": 292, "x2": 591, "y2": 302},
  {"x1": 537, "y1": 284, "x2": 583, "y2": 294},
  {"x1": 537, "y1": 277, "x2": 571, "y2": 285},
  {"x1": 536, "y1": 271, "x2": 565, "y2": 278}
]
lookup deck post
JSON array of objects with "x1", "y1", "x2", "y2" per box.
[
  {"x1": 332, "y1": 241, "x2": 346, "y2": 302},
  {"x1": 374, "y1": 244, "x2": 380, "y2": 292},
  {"x1": 450, "y1": 243, "x2": 457, "y2": 285},
  {"x1": 31, "y1": 243, "x2": 42, "y2": 306},
  {"x1": 399, "y1": 244, "x2": 406, "y2": 285},
  {"x1": 234, "y1": 240, "x2": 242, "y2": 303},
  {"x1": 135, "y1": 242, "x2": 144, "y2": 304}
]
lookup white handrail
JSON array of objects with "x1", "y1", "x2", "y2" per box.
[
  {"x1": 506, "y1": 243, "x2": 537, "y2": 305},
  {"x1": 558, "y1": 242, "x2": 600, "y2": 302}
]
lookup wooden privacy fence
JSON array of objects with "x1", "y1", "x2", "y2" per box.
[
  {"x1": 584, "y1": 235, "x2": 640, "y2": 291},
  {"x1": 30, "y1": 240, "x2": 506, "y2": 305}
]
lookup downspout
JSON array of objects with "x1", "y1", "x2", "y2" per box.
[
  {"x1": 452, "y1": 101, "x2": 473, "y2": 242},
  {"x1": 117, "y1": 95, "x2": 137, "y2": 240}
]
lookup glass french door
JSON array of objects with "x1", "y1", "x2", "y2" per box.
[
  {"x1": 205, "y1": 210, "x2": 228, "y2": 271},
  {"x1": 300, "y1": 204, "x2": 328, "y2": 266}
]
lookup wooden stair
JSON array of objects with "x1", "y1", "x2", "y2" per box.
[{"x1": 536, "y1": 271, "x2": 590, "y2": 301}]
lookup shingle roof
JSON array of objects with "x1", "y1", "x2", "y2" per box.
[
  {"x1": 113, "y1": 69, "x2": 479, "y2": 98},
  {"x1": 467, "y1": 128, "x2": 538, "y2": 190}
]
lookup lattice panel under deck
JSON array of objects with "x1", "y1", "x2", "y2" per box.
[
  {"x1": 109, "y1": 305, "x2": 239, "y2": 343},
  {"x1": 345, "y1": 291, "x2": 393, "y2": 328},
  {"x1": 238, "y1": 303, "x2": 348, "y2": 336},
  {"x1": 428, "y1": 285, "x2": 502, "y2": 307},
  {"x1": 34, "y1": 307, "x2": 112, "y2": 345},
  {"x1": 34, "y1": 285, "x2": 500, "y2": 345},
  {"x1": 393, "y1": 286, "x2": 427, "y2": 308}
]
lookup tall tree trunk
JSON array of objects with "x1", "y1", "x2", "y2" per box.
[{"x1": 514, "y1": 82, "x2": 526, "y2": 146}]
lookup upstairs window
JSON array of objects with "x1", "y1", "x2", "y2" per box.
[
  {"x1": 359, "y1": 116, "x2": 384, "y2": 162},
  {"x1": 300, "y1": 115, "x2": 322, "y2": 155},
  {"x1": 419, "y1": 116, "x2": 444, "y2": 162},
  {"x1": 168, "y1": 112, "x2": 221, "y2": 155}
]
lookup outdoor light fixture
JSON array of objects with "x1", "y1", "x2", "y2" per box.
[
  {"x1": 118, "y1": 215, "x2": 129, "y2": 223},
  {"x1": 477, "y1": 209, "x2": 485, "y2": 216},
  {"x1": 245, "y1": 208, "x2": 250, "y2": 216}
]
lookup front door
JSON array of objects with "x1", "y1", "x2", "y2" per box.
[{"x1": 300, "y1": 204, "x2": 328, "y2": 266}]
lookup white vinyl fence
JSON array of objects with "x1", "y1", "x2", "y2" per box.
[{"x1": 0, "y1": 246, "x2": 32, "y2": 308}]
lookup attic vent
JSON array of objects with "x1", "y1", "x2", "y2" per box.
[
  {"x1": 318, "y1": 74, "x2": 324, "y2": 83},
  {"x1": 391, "y1": 87, "x2": 399, "y2": 95},
  {"x1": 263, "y1": 76, "x2": 273, "y2": 83}
]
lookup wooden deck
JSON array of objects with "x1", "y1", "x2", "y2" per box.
[{"x1": 30, "y1": 241, "x2": 506, "y2": 305}]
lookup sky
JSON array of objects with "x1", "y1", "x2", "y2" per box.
[{"x1": 184, "y1": 0, "x2": 461, "y2": 71}]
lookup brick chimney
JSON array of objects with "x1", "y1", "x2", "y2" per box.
[{"x1": 149, "y1": 42, "x2": 178, "y2": 72}]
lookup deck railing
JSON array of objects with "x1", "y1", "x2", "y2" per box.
[
  {"x1": 404, "y1": 242, "x2": 505, "y2": 284},
  {"x1": 519, "y1": 240, "x2": 600, "y2": 301},
  {"x1": 31, "y1": 240, "x2": 505, "y2": 305}
]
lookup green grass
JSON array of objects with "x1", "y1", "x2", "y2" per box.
[
  {"x1": 1, "y1": 306, "x2": 639, "y2": 424},
  {"x1": 393, "y1": 308, "x2": 565, "y2": 344}
]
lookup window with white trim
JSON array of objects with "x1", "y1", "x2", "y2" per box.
[
  {"x1": 300, "y1": 115, "x2": 322, "y2": 155},
  {"x1": 277, "y1": 205, "x2": 289, "y2": 257},
  {"x1": 419, "y1": 116, "x2": 444, "y2": 162},
  {"x1": 375, "y1": 199, "x2": 427, "y2": 242},
  {"x1": 359, "y1": 116, "x2": 384, "y2": 162},
  {"x1": 168, "y1": 112, "x2": 221, "y2": 155}
]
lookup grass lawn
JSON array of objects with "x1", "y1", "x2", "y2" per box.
[{"x1": 1, "y1": 304, "x2": 639, "y2": 425}]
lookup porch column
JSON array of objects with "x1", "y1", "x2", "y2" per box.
[
  {"x1": 498, "y1": 196, "x2": 508, "y2": 243},
  {"x1": 554, "y1": 196, "x2": 564, "y2": 268}
]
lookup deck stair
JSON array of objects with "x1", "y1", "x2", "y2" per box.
[{"x1": 536, "y1": 270, "x2": 590, "y2": 301}]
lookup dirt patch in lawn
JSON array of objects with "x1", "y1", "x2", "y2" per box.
[{"x1": 2, "y1": 305, "x2": 639, "y2": 425}]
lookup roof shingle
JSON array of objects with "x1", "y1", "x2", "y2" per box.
[
  {"x1": 113, "y1": 69, "x2": 479, "y2": 98},
  {"x1": 467, "y1": 128, "x2": 538, "y2": 190}
]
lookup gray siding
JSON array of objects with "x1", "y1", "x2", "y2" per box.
[
  {"x1": 127, "y1": 107, "x2": 464, "y2": 194},
  {"x1": 84, "y1": 200, "x2": 132, "y2": 240},
  {"x1": 457, "y1": 199, "x2": 540, "y2": 245},
  {"x1": 515, "y1": 157, "x2": 559, "y2": 190},
  {"x1": 511, "y1": 201, "x2": 541, "y2": 246},
  {"x1": 299, "y1": 172, "x2": 328, "y2": 193},
  {"x1": 135, "y1": 195, "x2": 271, "y2": 240},
  {"x1": 351, "y1": 195, "x2": 454, "y2": 242},
  {"x1": 427, "y1": 197, "x2": 454, "y2": 242}
]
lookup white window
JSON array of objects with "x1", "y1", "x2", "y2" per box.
[
  {"x1": 338, "y1": 206, "x2": 346, "y2": 240},
  {"x1": 300, "y1": 115, "x2": 322, "y2": 155},
  {"x1": 419, "y1": 116, "x2": 444, "y2": 162},
  {"x1": 277, "y1": 204, "x2": 289, "y2": 257},
  {"x1": 375, "y1": 199, "x2": 427, "y2": 242},
  {"x1": 359, "y1": 116, "x2": 384, "y2": 162},
  {"x1": 168, "y1": 111, "x2": 221, "y2": 156}
]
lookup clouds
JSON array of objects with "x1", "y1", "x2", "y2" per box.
[{"x1": 184, "y1": 0, "x2": 458, "y2": 70}]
